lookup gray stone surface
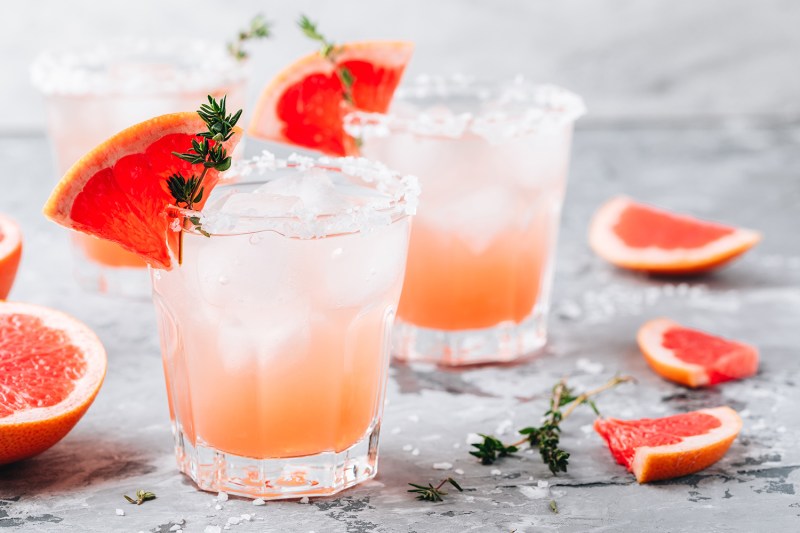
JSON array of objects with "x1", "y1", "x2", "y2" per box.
[{"x1": 1, "y1": 124, "x2": 799, "y2": 532}]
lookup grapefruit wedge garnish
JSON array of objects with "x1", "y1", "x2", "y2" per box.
[
  {"x1": 0, "y1": 301, "x2": 106, "y2": 464},
  {"x1": 589, "y1": 196, "x2": 761, "y2": 274},
  {"x1": 638, "y1": 318, "x2": 759, "y2": 388},
  {"x1": 248, "y1": 41, "x2": 413, "y2": 156},
  {"x1": 43, "y1": 112, "x2": 242, "y2": 269},
  {"x1": 594, "y1": 406, "x2": 742, "y2": 483},
  {"x1": 0, "y1": 214, "x2": 22, "y2": 299}
]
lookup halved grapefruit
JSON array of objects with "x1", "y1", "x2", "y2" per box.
[
  {"x1": 248, "y1": 41, "x2": 413, "y2": 156},
  {"x1": 43, "y1": 113, "x2": 242, "y2": 269},
  {"x1": 0, "y1": 214, "x2": 22, "y2": 299},
  {"x1": 589, "y1": 196, "x2": 760, "y2": 274},
  {"x1": 0, "y1": 301, "x2": 106, "y2": 464},
  {"x1": 638, "y1": 318, "x2": 759, "y2": 388},
  {"x1": 594, "y1": 406, "x2": 741, "y2": 483}
]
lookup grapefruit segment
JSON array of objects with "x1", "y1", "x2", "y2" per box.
[
  {"x1": 638, "y1": 318, "x2": 759, "y2": 388},
  {"x1": 594, "y1": 406, "x2": 742, "y2": 483},
  {"x1": 249, "y1": 41, "x2": 413, "y2": 156},
  {"x1": 589, "y1": 196, "x2": 760, "y2": 274},
  {"x1": 43, "y1": 113, "x2": 242, "y2": 269},
  {"x1": 0, "y1": 301, "x2": 106, "y2": 464},
  {"x1": 0, "y1": 214, "x2": 22, "y2": 299}
]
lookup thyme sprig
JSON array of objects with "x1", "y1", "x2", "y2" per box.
[
  {"x1": 297, "y1": 14, "x2": 355, "y2": 104},
  {"x1": 123, "y1": 490, "x2": 156, "y2": 505},
  {"x1": 408, "y1": 478, "x2": 463, "y2": 502},
  {"x1": 228, "y1": 14, "x2": 271, "y2": 61},
  {"x1": 470, "y1": 376, "x2": 633, "y2": 474}
]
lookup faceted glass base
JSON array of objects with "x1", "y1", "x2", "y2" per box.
[
  {"x1": 392, "y1": 307, "x2": 547, "y2": 366},
  {"x1": 172, "y1": 423, "x2": 380, "y2": 500}
]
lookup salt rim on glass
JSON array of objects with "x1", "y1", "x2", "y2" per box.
[
  {"x1": 30, "y1": 38, "x2": 247, "y2": 96},
  {"x1": 344, "y1": 74, "x2": 587, "y2": 143},
  {"x1": 180, "y1": 150, "x2": 420, "y2": 239}
]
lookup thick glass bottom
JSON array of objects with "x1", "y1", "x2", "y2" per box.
[
  {"x1": 392, "y1": 306, "x2": 547, "y2": 366},
  {"x1": 171, "y1": 422, "x2": 380, "y2": 500}
]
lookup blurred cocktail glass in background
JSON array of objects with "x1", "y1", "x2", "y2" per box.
[
  {"x1": 348, "y1": 77, "x2": 584, "y2": 365},
  {"x1": 31, "y1": 39, "x2": 248, "y2": 297}
]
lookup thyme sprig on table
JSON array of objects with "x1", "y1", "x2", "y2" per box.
[
  {"x1": 297, "y1": 14, "x2": 355, "y2": 104},
  {"x1": 470, "y1": 375, "x2": 633, "y2": 474},
  {"x1": 228, "y1": 14, "x2": 272, "y2": 61},
  {"x1": 408, "y1": 478, "x2": 463, "y2": 502},
  {"x1": 123, "y1": 490, "x2": 156, "y2": 505}
]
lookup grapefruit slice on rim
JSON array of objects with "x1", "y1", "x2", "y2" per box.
[
  {"x1": 43, "y1": 112, "x2": 242, "y2": 269},
  {"x1": 248, "y1": 41, "x2": 413, "y2": 156},
  {"x1": 589, "y1": 196, "x2": 760, "y2": 274},
  {"x1": 594, "y1": 406, "x2": 741, "y2": 483},
  {"x1": 0, "y1": 301, "x2": 106, "y2": 465},
  {"x1": 0, "y1": 214, "x2": 22, "y2": 299},
  {"x1": 638, "y1": 318, "x2": 759, "y2": 388}
]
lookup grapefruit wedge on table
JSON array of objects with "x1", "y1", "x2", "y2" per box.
[
  {"x1": 0, "y1": 302, "x2": 106, "y2": 464},
  {"x1": 249, "y1": 41, "x2": 413, "y2": 156},
  {"x1": 638, "y1": 318, "x2": 759, "y2": 388},
  {"x1": 589, "y1": 196, "x2": 760, "y2": 274},
  {"x1": 0, "y1": 214, "x2": 22, "y2": 299},
  {"x1": 594, "y1": 406, "x2": 742, "y2": 483},
  {"x1": 43, "y1": 113, "x2": 242, "y2": 269}
]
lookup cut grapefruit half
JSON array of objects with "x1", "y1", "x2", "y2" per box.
[
  {"x1": 248, "y1": 41, "x2": 413, "y2": 156},
  {"x1": 589, "y1": 196, "x2": 760, "y2": 274},
  {"x1": 638, "y1": 318, "x2": 759, "y2": 388},
  {"x1": 43, "y1": 112, "x2": 242, "y2": 269},
  {"x1": 0, "y1": 301, "x2": 106, "y2": 465},
  {"x1": 594, "y1": 406, "x2": 741, "y2": 483},
  {"x1": 0, "y1": 214, "x2": 22, "y2": 299}
]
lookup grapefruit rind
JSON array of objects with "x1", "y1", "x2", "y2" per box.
[
  {"x1": 637, "y1": 318, "x2": 759, "y2": 388},
  {"x1": 248, "y1": 41, "x2": 414, "y2": 146},
  {"x1": 589, "y1": 196, "x2": 761, "y2": 273},
  {"x1": 0, "y1": 214, "x2": 22, "y2": 299},
  {"x1": 0, "y1": 302, "x2": 106, "y2": 465},
  {"x1": 630, "y1": 406, "x2": 742, "y2": 483}
]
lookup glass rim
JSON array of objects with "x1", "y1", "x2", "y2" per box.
[
  {"x1": 344, "y1": 75, "x2": 586, "y2": 140},
  {"x1": 30, "y1": 38, "x2": 248, "y2": 97},
  {"x1": 173, "y1": 151, "x2": 419, "y2": 238}
]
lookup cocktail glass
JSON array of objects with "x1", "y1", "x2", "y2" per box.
[
  {"x1": 151, "y1": 152, "x2": 418, "y2": 498},
  {"x1": 347, "y1": 77, "x2": 585, "y2": 365},
  {"x1": 31, "y1": 39, "x2": 248, "y2": 298}
]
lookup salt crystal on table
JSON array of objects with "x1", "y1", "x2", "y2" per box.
[
  {"x1": 408, "y1": 414, "x2": 420, "y2": 423},
  {"x1": 433, "y1": 462, "x2": 453, "y2": 470},
  {"x1": 466, "y1": 433, "x2": 483, "y2": 445},
  {"x1": 576, "y1": 358, "x2": 604, "y2": 375},
  {"x1": 491, "y1": 469, "x2": 502, "y2": 476},
  {"x1": 216, "y1": 492, "x2": 229, "y2": 502},
  {"x1": 205, "y1": 526, "x2": 222, "y2": 533},
  {"x1": 453, "y1": 443, "x2": 461, "y2": 449},
  {"x1": 391, "y1": 427, "x2": 401, "y2": 434},
  {"x1": 411, "y1": 448, "x2": 420, "y2": 456},
  {"x1": 252, "y1": 499, "x2": 266, "y2": 506},
  {"x1": 454, "y1": 468, "x2": 465, "y2": 475},
  {"x1": 170, "y1": 525, "x2": 182, "y2": 532},
  {"x1": 227, "y1": 516, "x2": 241, "y2": 525},
  {"x1": 115, "y1": 509, "x2": 125, "y2": 516},
  {"x1": 495, "y1": 419, "x2": 513, "y2": 435},
  {"x1": 215, "y1": 504, "x2": 222, "y2": 510},
  {"x1": 402, "y1": 444, "x2": 413, "y2": 451},
  {"x1": 299, "y1": 496, "x2": 310, "y2": 504},
  {"x1": 537, "y1": 480, "x2": 549, "y2": 488}
]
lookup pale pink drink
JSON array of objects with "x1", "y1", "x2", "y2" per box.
[
  {"x1": 348, "y1": 78, "x2": 584, "y2": 365},
  {"x1": 31, "y1": 39, "x2": 247, "y2": 297},
  {"x1": 151, "y1": 153, "x2": 418, "y2": 499}
]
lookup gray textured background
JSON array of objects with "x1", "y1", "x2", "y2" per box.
[{"x1": 1, "y1": 2, "x2": 799, "y2": 532}]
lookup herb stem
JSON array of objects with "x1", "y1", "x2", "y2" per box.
[{"x1": 560, "y1": 375, "x2": 634, "y2": 420}]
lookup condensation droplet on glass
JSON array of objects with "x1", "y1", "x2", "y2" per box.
[{"x1": 332, "y1": 247, "x2": 343, "y2": 259}]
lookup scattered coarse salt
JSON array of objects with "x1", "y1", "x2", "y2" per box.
[
  {"x1": 215, "y1": 504, "x2": 222, "y2": 510},
  {"x1": 204, "y1": 526, "x2": 222, "y2": 533},
  {"x1": 411, "y1": 448, "x2": 420, "y2": 456},
  {"x1": 490, "y1": 469, "x2": 502, "y2": 476},
  {"x1": 454, "y1": 468, "x2": 465, "y2": 475},
  {"x1": 432, "y1": 462, "x2": 453, "y2": 470},
  {"x1": 466, "y1": 433, "x2": 483, "y2": 445},
  {"x1": 252, "y1": 498, "x2": 266, "y2": 506},
  {"x1": 580, "y1": 424, "x2": 594, "y2": 435},
  {"x1": 170, "y1": 525, "x2": 182, "y2": 532},
  {"x1": 576, "y1": 358, "x2": 604, "y2": 375},
  {"x1": 537, "y1": 480, "x2": 549, "y2": 488},
  {"x1": 408, "y1": 414, "x2": 420, "y2": 423},
  {"x1": 216, "y1": 491, "x2": 229, "y2": 502},
  {"x1": 241, "y1": 514, "x2": 252, "y2": 521},
  {"x1": 227, "y1": 516, "x2": 241, "y2": 525},
  {"x1": 402, "y1": 444, "x2": 413, "y2": 452},
  {"x1": 453, "y1": 443, "x2": 461, "y2": 449},
  {"x1": 299, "y1": 496, "x2": 310, "y2": 504},
  {"x1": 115, "y1": 509, "x2": 125, "y2": 516},
  {"x1": 390, "y1": 427, "x2": 402, "y2": 435},
  {"x1": 495, "y1": 419, "x2": 513, "y2": 435},
  {"x1": 519, "y1": 485, "x2": 550, "y2": 500}
]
